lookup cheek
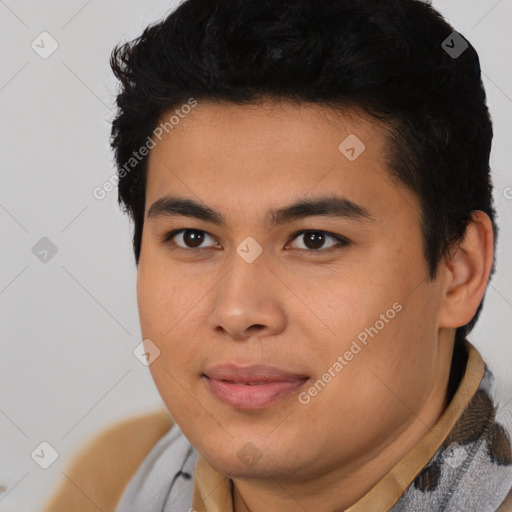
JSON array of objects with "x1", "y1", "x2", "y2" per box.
[
  {"x1": 136, "y1": 273, "x2": 164, "y2": 338},
  {"x1": 296, "y1": 306, "x2": 437, "y2": 451},
  {"x1": 136, "y1": 259, "x2": 186, "y2": 334},
  {"x1": 309, "y1": 279, "x2": 438, "y2": 403},
  {"x1": 319, "y1": 282, "x2": 394, "y2": 344},
  {"x1": 136, "y1": 262, "x2": 202, "y2": 368}
]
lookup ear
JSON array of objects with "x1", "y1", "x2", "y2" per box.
[{"x1": 438, "y1": 210, "x2": 495, "y2": 329}]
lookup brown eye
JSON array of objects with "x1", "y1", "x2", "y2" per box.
[
  {"x1": 288, "y1": 230, "x2": 349, "y2": 252},
  {"x1": 301, "y1": 231, "x2": 326, "y2": 250},
  {"x1": 181, "y1": 229, "x2": 206, "y2": 248},
  {"x1": 162, "y1": 228, "x2": 350, "y2": 255},
  {"x1": 163, "y1": 229, "x2": 217, "y2": 250}
]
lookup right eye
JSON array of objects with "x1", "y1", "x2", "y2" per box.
[{"x1": 162, "y1": 228, "x2": 220, "y2": 252}]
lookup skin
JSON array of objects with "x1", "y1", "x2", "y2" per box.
[{"x1": 136, "y1": 99, "x2": 494, "y2": 512}]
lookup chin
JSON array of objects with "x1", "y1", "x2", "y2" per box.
[
  {"x1": 208, "y1": 454, "x2": 303, "y2": 480},
  {"x1": 197, "y1": 438, "x2": 308, "y2": 481}
]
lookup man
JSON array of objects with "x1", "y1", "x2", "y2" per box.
[{"x1": 43, "y1": 0, "x2": 512, "y2": 510}]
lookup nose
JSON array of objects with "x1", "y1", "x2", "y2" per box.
[{"x1": 206, "y1": 255, "x2": 287, "y2": 342}]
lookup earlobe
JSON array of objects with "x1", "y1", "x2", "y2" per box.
[{"x1": 438, "y1": 210, "x2": 494, "y2": 329}]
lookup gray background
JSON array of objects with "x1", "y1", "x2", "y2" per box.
[{"x1": 1, "y1": 1, "x2": 511, "y2": 510}]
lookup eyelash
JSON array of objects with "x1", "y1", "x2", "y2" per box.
[{"x1": 161, "y1": 228, "x2": 350, "y2": 255}]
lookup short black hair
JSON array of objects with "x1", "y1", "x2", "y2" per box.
[{"x1": 109, "y1": 0, "x2": 498, "y2": 343}]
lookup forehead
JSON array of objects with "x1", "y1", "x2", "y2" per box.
[{"x1": 144, "y1": 100, "x2": 418, "y2": 227}]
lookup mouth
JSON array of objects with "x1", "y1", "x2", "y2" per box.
[{"x1": 202, "y1": 364, "x2": 310, "y2": 410}]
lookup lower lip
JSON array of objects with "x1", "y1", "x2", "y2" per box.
[{"x1": 204, "y1": 376, "x2": 309, "y2": 410}]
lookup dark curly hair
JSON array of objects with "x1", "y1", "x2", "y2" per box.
[{"x1": 109, "y1": 0, "x2": 498, "y2": 343}]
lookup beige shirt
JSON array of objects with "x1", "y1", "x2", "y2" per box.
[{"x1": 43, "y1": 341, "x2": 486, "y2": 512}]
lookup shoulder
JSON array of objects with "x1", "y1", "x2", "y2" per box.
[{"x1": 42, "y1": 408, "x2": 174, "y2": 512}]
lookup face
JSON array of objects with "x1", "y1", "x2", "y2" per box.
[{"x1": 137, "y1": 100, "x2": 449, "y2": 481}]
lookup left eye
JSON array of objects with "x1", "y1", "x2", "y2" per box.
[
  {"x1": 162, "y1": 229, "x2": 349, "y2": 253},
  {"x1": 288, "y1": 230, "x2": 349, "y2": 252}
]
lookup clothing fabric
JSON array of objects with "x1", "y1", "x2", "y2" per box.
[
  {"x1": 113, "y1": 339, "x2": 512, "y2": 512},
  {"x1": 41, "y1": 408, "x2": 175, "y2": 512}
]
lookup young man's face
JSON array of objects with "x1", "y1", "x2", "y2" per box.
[{"x1": 137, "y1": 100, "x2": 453, "y2": 481}]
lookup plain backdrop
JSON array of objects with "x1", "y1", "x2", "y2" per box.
[{"x1": 1, "y1": 1, "x2": 511, "y2": 510}]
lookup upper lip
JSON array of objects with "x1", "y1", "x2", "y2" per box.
[{"x1": 203, "y1": 364, "x2": 309, "y2": 383}]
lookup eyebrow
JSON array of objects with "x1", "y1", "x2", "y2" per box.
[{"x1": 147, "y1": 194, "x2": 374, "y2": 228}]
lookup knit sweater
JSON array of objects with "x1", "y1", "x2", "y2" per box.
[{"x1": 43, "y1": 339, "x2": 512, "y2": 511}]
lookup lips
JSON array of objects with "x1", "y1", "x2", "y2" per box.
[{"x1": 203, "y1": 364, "x2": 310, "y2": 410}]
